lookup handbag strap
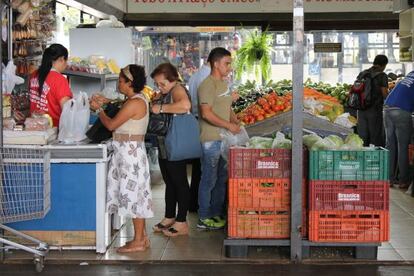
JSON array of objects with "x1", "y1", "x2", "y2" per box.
[{"x1": 170, "y1": 83, "x2": 192, "y2": 115}]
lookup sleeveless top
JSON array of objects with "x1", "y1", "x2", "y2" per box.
[{"x1": 114, "y1": 94, "x2": 149, "y2": 136}]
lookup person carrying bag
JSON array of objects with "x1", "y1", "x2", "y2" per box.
[{"x1": 149, "y1": 63, "x2": 200, "y2": 237}]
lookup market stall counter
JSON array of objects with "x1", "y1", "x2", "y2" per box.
[{"x1": 5, "y1": 143, "x2": 110, "y2": 254}]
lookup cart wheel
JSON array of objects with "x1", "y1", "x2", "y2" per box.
[{"x1": 34, "y1": 257, "x2": 44, "y2": 273}]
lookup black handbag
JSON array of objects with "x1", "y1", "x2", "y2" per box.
[
  {"x1": 147, "y1": 93, "x2": 172, "y2": 136},
  {"x1": 86, "y1": 101, "x2": 122, "y2": 143}
]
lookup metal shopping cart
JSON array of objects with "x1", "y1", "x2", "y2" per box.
[{"x1": 0, "y1": 145, "x2": 51, "y2": 272}]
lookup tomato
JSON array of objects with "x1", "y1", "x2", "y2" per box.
[{"x1": 256, "y1": 115, "x2": 265, "y2": 121}]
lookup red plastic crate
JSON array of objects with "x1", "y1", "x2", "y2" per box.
[
  {"x1": 228, "y1": 208, "x2": 290, "y2": 239},
  {"x1": 228, "y1": 178, "x2": 290, "y2": 209},
  {"x1": 309, "y1": 180, "x2": 389, "y2": 211},
  {"x1": 229, "y1": 148, "x2": 308, "y2": 179},
  {"x1": 309, "y1": 210, "x2": 389, "y2": 243}
]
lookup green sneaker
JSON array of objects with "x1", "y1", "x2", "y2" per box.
[
  {"x1": 197, "y1": 218, "x2": 221, "y2": 230},
  {"x1": 211, "y1": 216, "x2": 226, "y2": 229}
]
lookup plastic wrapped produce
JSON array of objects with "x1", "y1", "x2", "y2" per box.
[
  {"x1": 24, "y1": 116, "x2": 50, "y2": 131},
  {"x1": 3, "y1": 117, "x2": 16, "y2": 130}
]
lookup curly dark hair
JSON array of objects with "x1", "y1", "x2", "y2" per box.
[
  {"x1": 120, "y1": 64, "x2": 147, "y2": 94},
  {"x1": 150, "y1": 63, "x2": 180, "y2": 82}
]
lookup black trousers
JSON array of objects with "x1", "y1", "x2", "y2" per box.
[
  {"x1": 159, "y1": 158, "x2": 190, "y2": 222},
  {"x1": 189, "y1": 158, "x2": 201, "y2": 212},
  {"x1": 357, "y1": 106, "x2": 385, "y2": 147}
]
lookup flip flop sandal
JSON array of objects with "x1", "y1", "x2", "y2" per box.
[
  {"x1": 153, "y1": 222, "x2": 173, "y2": 233},
  {"x1": 162, "y1": 227, "x2": 188, "y2": 237}
]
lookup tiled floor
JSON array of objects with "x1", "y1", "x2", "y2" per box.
[
  {"x1": 3, "y1": 171, "x2": 414, "y2": 262},
  {"x1": 378, "y1": 186, "x2": 414, "y2": 261}
]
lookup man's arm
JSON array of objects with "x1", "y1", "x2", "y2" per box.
[
  {"x1": 200, "y1": 104, "x2": 240, "y2": 134},
  {"x1": 230, "y1": 110, "x2": 239, "y2": 124}
]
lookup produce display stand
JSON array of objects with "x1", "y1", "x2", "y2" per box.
[
  {"x1": 245, "y1": 111, "x2": 353, "y2": 137},
  {"x1": 224, "y1": 0, "x2": 386, "y2": 261},
  {"x1": 63, "y1": 70, "x2": 119, "y2": 91}
]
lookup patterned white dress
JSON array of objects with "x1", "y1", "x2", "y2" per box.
[{"x1": 106, "y1": 95, "x2": 154, "y2": 219}]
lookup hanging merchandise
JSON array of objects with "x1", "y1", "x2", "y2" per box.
[
  {"x1": 2, "y1": 9, "x2": 7, "y2": 42},
  {"x1": 11, "y1": 0, "x2": 56, "y2": 77}
]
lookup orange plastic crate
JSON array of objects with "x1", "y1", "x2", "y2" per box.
[
  {"x1": 228, "y1": 178, "x2": 308, "y2": 238},
  {"x1": 409, "y1": 144, "x2": 414, "y2": 165},
  {"x1": 228, "y1": 208, "x2": 290, "y2": 239},
  {"x1": 228, "y1": 178, "x2": 290, "y2": 209},
  {"x1": 309, "y1": 210, "x2": 389, "y2": 243}
]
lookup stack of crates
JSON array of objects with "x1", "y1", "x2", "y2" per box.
[
  {"x1": 308, "y1": 148, "x2": 390, "y2": 242},
  {"x1": 227, "y1": 148, "x2": 307, "y2": 239}
]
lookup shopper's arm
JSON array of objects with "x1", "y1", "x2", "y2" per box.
[
  {"x1": 152, "y1": 85, "x2": 191, "y2": 114},
  {"x1": 230, "y1": 110, "x2": 239, "y2": 124},
  {"x1": 96, "y1": 99, "x2": 146, "y2": 131}
]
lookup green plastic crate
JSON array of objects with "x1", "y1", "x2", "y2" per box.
[{"x1": 309, "y1": 148, "x2": 389, "y2": 181}]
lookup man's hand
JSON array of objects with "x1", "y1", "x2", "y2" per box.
[
  {"x1": 231, "y1": 91, "x2": 240, "y2": 102},
  {"x1": 227, "y1": 123, "x2": 241, "y2": 134}
]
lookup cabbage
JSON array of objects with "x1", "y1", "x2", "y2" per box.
[
  {"x1": 248, "y1": 136, "x2": 273, "y2": 149},
  {"x1": 303, "y1": 134, "x2": 322, "y2": 148},
  {"x1": 325, "y1": 135, "x2": 344, "y2": 148},
  {"x1": 344, "y1": 133, "x2": 364, "y2": 149},
  {"x1": 311, "y1": 137, "x2": 337, "y2": 150}
]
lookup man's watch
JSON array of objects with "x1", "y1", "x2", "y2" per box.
[
  {"x1": 159, "y1": 104, "x2": 164, "y2": 113},
  {"x1": 96, "y1": 107, "x2": 104, "y2": 114}
]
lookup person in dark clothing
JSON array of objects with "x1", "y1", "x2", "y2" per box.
[
  {"x1": 356, "y1": 55, "x2": 389, "y2": 147},
  {"x1": 384, "y1": 70, "x2": 414, "y2": 192},
  {"x1": 150, "y1": 63, "x2": 192, "y2": 237}
]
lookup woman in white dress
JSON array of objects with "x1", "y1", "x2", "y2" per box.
[{"x1": 90, "y1": 65, "x2": 153, "y2": 253}]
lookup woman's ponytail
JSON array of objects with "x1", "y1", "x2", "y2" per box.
[{"x1": 37, "y1": 44, "x2": 68, "y2": 95}]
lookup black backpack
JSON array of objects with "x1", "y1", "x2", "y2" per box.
[{"x1": 348, "y1": 70, "x2": 381, "y2": 110}]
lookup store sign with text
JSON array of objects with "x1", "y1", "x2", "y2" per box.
[{"x1": 127, "y1": 0, "x2": 394, "y2": 14}]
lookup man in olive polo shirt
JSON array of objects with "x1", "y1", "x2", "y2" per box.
[{"x1": 197, "y1": 47, "x2": 240, "y2": 230}]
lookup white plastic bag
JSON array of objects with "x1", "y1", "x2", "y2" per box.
[
  {"x1": 304, "y1": 97, "x2": 324, "y2": 114},
  {"x1": 96, "y1": 15, "x2": 125, "y2": 28},
  {"x1": 2, "y1": 61, "x2": 24, "y2": 94},
  {"x1": 148, "y1": 147, "x2": 160, "y2": 172},
  {"x1": 58, "y1": 92, "x2": 90, "y2": 143},
  {"x1": 334, "y1": 112, "x2": 356, "y2": 128},
  {"x1": 219, "y1": 127, "x2": 249, "y2": 160},
  {"x1": 271, "y1": 132, "x2": 292, "y2": 149}
]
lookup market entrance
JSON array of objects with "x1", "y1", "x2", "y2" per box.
[{"x1": 1, "y1": 0, "x2": 414, "y2": 267}]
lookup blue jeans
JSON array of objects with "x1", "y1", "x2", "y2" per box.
[
  {"x1": 383, "y1": 107, "x2": 413, "y2": 184},
  {"x1": 198, "y1": 141, "x2": 228, "y2": 220}
]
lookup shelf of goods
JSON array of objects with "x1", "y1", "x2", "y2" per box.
[
  {"x1": 245, "y1": 110, "x2": 353, "y2": 137},
  {"x1": 63, "y1": 70, "x2": 119, "y2": 91},
  {"x1": 399, "y1": 8, "x2": 414, "y2": 61},
  {"x1": 233, "y1": 80, "x2": 354, "y2": 137}
]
